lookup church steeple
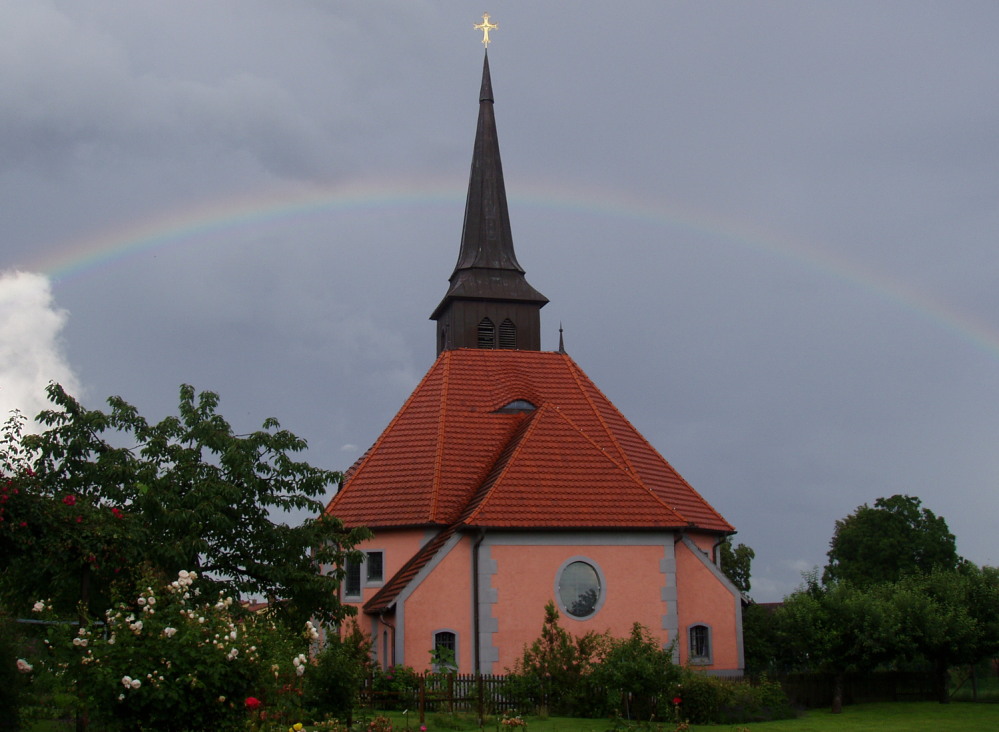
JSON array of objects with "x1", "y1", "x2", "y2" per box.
[{"x1": 430, "y1": 51, "x2": 548, "y2": 354}]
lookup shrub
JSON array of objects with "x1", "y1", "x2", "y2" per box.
[
  {"x1": 673, "y1": 670, "x2": 794, "y2": 724},
  {"x1": 588, "y1": 623, "x2": 682, "y2": 720},
  {"x1": 21, "y1": 568, "x2": 316, "y2": 731},
  {"x1": 506, "y1": 601, "x2": 607, "y2": 715},
  {"x1": 371, "y1": 663, "x2": 420, "y2": 710},
  {"x1": 302, "y1": 619, "x2": 371, "y2": 721},
  {"x1": 1, "y1": 611, "x2": 28, "y2": 730}
]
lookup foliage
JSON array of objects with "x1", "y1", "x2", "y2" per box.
[
  {"x1": 741, "y1": 602, "x2": 781, "y2": 675},
  {"x1": 774, "y1": 573, "x2": 904, "y2": 676},
  {"x1": 719, "y1": 538, "x2": 755, "y2": 594},
  {"x1": 302, "y1": 619, "x2": 372, "y2": 720},
  {"x1": 505, "y1": 601, "x2": 608, "y2": 715},
  {"x1": 371, "y1": 663, "x2": 420, "y2": 710},
  {"x1": 889, "y1": 565, "x2": 999, "y2": 702},
  {"x1": 823, "y1": 494, "x2": 959, "y2": 587},
  {"x1": 1, "y1": 609, "x2": 29, "y2": 731},
  {"x1": 673, "y1": 671, "x2": 793, "y2": 725},
  {"x1": 0, "y1": 383, "x2": 371, "y2": 628},
  {"x1": 587, "y1": 623, "x2": 681, "y2": 720},
  {"x1": 20, "y1": 567, "x2": 316, "y2": 731}
]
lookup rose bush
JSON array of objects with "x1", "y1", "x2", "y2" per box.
[{"x1": 25, "y1": 568, "x2": 318, "y2": 731}]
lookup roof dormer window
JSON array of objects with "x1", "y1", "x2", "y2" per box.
[{"x1": 495, "y1": 399, "x2": 536, "y2": 413}]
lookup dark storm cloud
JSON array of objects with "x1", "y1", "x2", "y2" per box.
[{"x1": 1, "y1": 1, "x2": 997, "y2": 600}]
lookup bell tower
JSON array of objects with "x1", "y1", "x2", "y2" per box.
[{"x1": 430, "y1": 51, "x2": 548, "y2": 354}]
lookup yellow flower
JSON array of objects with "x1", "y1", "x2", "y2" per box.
[{"x1": 289, "y1": 724, "x2": 304, "y2": 732}]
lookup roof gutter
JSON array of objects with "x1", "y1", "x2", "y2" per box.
[{"x1": 471, "y1": 527, "x2": 486, "y2": 676}]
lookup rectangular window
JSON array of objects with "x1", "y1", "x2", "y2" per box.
[
  {"x1": 344, "y1": 557, "x2": 362, "y2": 599},
  {"x1": 366, "y1": 551, "x2": 384, "y2": 583},
  {"x1": 689, "y1": 625, "x2": 710, "y2": 661}
]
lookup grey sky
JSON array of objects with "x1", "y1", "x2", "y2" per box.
[{"x1": 2, "y1": 1, "x2": 997, "y2": 601}]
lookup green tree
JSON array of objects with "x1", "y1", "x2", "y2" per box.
[
  {"x1": 719, "y1": 537, "x2": 754, "y2": 594},
  {"x1": 774, "y1": 573, "x2": 904, "y2": 713},
  {"x1": 1, "y1": 383, "x2": 370, "y2": 627},
  {"x1": 890, "y1": 565, "x2": 999, "y2": 703},
  {"x1": 741, "y1": 601, "x2": 781, "y2": 675},
  {"x1": 823, "y1": 494, "x2": 959, "y2": 587}
]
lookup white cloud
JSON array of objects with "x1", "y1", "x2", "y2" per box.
[{"x1": 0, "y1": 271, "x2": 81, "y2": 428}]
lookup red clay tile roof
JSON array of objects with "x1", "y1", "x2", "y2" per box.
[{"x1": 325, "y1": 349, "x2": 733, "y2": 533}]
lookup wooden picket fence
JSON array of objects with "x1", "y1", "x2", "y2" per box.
[{"x1": 361, "y1": 672, "x2": 517, "y2": 723}]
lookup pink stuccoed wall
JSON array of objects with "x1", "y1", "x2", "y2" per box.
[
  {"x1": 488, "y1": 542, "x2": 671, "y2": 672},
  {"x1": 675, "y1": 538, "x2": 741, "y2": 671},
  {"x1": 340, "y1": 530, "x2": 742, "y2": 675},
  {"x1": 401, "y1": 538, "x2": 473, "y2": 670}
]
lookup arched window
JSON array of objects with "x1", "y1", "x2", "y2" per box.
[
  {"x1": 477, "y1": 318, "x2": 495, "y2": 348},
  {"x1": 555, "y1": 558, "x2": 605, "y2": 619},
  {"x1": 433, "y1": 630, "x2": 458, "y2": 670},
  {"x1": 499, "y1": 318, "x2": 517, "y2": 349},
  {"x1": 688, "y1": 624, "x2": 711, "y2": 664}
]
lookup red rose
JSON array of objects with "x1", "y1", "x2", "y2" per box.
[
  {"x1": 245, "y1": 696, "x2": 262, "y2": 710},
  {"x1": 672, "y1": 696, "x2": 682, "y2": 705},
  {"x1": 62, "y1": 495, "x2": 76, "y2": 506}
]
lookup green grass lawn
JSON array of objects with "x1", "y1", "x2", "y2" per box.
[
  {"x1": 365, "y1": 702, "x2": 999, "y2": 732},
  {"x1": 26, "y1": 702, "x2": 999, "y2": 731}
]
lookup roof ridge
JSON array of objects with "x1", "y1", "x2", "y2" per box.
[
  {"x1": 562, "y1": 354, "x2": 640, "y2": 476},
  {"x1": 563, "y1": 355, "x2": 732, "y2": 530},
  {"x1": 549, "y1": 405, "x2": 686, "y2": 521},
  {"x1": 460, "y1": 408, "x2": 541, "y2": 525},
  {"x1": 428, "y1": 351, "x2": 452, "y2": 521},
  {"x1": 325, "y1": 354, "x2": 447, "y2": 516}
]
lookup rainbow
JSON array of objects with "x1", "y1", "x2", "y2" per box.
[{"x1": 21, "y1": 176, "x2": 999, "y2": 360}]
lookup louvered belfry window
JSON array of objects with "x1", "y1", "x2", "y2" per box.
[
  {"x1": 477, "y1": 318, "x2": 496, "y2": 348},
  {"x1": 499, "y1": 318, "x2": 517, "y2": 349}
]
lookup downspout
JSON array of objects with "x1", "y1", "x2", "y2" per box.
[
  {"x1": 471, "y1": 528, "x2": 486, "y2": 675},
  {"x1": 712, "y1": 535, "x2": 726, "y2": 566},
  {"x1": 378, "y1": 610, "x2": 396, "y2": 669}
]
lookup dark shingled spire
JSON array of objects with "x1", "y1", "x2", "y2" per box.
[{"x1": 431, "y1": 51, "x2": 548, "y2": 354}]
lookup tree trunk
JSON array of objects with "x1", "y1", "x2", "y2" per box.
[
  {"x1": 831, "y1": 673, "x2": 844, "y2": 714},
  {"x1": 935, "y1": 657, "x2": 950, "y2": 704}
]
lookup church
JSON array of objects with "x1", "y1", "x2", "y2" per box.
[{"x1": 324, "y1": 43, "x2": 744, "y2": 677}]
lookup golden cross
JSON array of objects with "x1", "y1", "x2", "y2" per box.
[{"x1": 474, "y1": 13, "x2": 498, "y2": 47}]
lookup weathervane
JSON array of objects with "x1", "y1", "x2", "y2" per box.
[{"x1": 474, "y1": 13, "x2": 498, "y2": 47}]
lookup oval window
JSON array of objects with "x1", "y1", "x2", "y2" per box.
[{"x1": 558, "y1": 560, "x2": 601, "y2": 619}]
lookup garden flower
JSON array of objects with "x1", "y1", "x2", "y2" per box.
[
  {"x1": 245, "y1": 696, "x2": 262, "y2": 710},
  {"x1": 163, "y1": 627, "x2": 177, "y2": 637},
  {"x1": 673, "y1": 696, "x2": 682, "y2": 705},
  {"x1": 32, "y1": 600, "x2": 44, "y2": 613},
  {"x1": 121, "y1": 675, "x2": 133, "y2": 688},
  {"x1": 16, "y1": 659, "x2": 33, "y2": 673},
  {"x1": 130, "y1": 678, "x2": 141, "y2": 689},
  {"x1": 62, "y1": 494, "x2": 76, "y2": 506}
]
